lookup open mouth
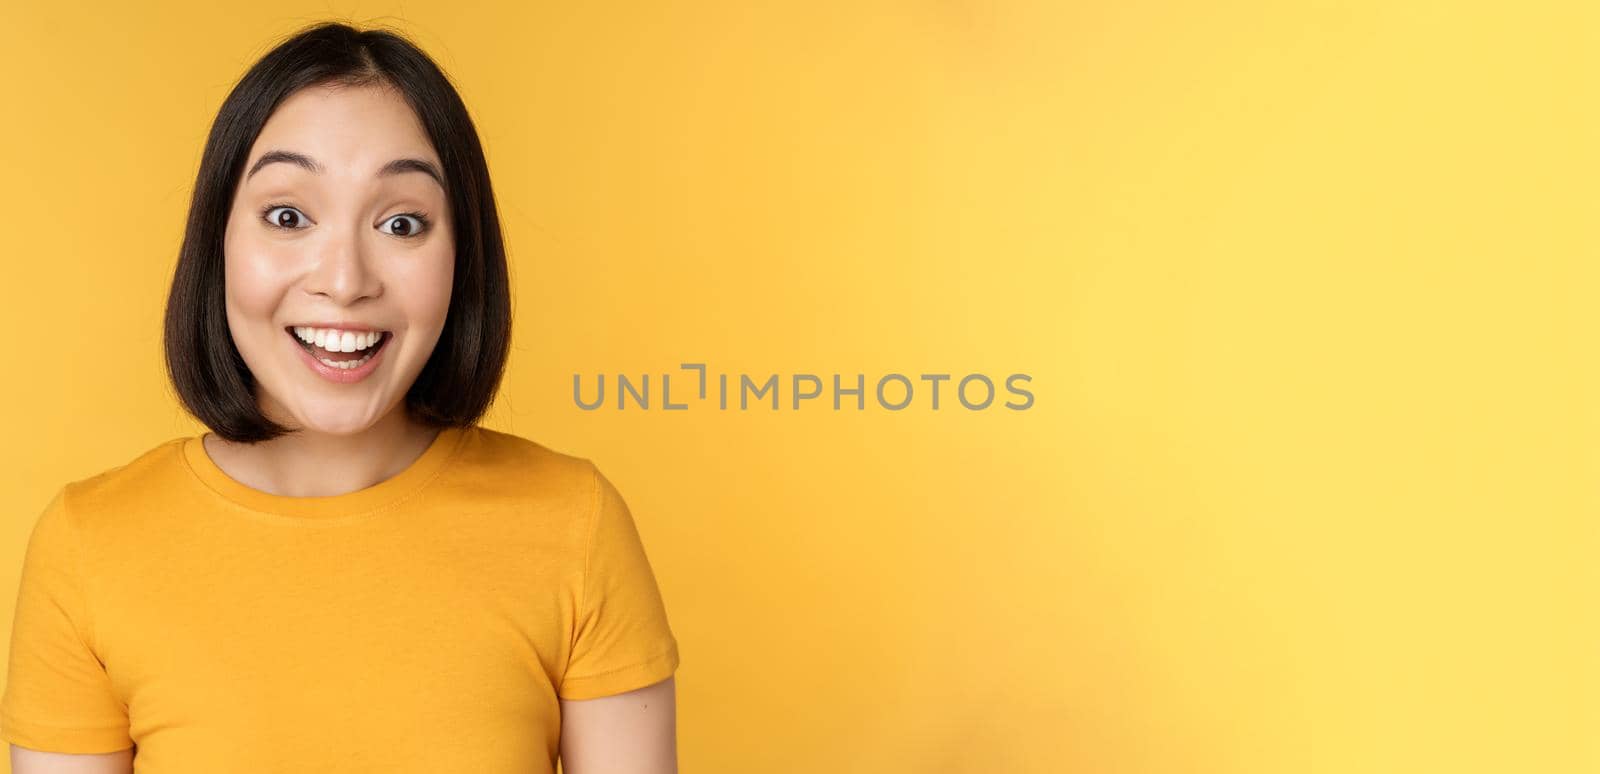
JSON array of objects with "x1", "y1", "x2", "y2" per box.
[{"x1": 284, "y1": 327, "x2": 391, "y2": 371}]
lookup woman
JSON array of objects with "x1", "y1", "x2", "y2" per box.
[{"x1": 0, "y1": 22, "x2": 679, "y2": 774}]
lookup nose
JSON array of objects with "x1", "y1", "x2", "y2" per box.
[{"x1": 302, "y1": 220, "x2": 382, "y2": 305}]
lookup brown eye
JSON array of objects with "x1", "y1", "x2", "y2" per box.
[
  {"x1": 382, "y1": 214, "x2": 426, "y2": 237},
  {"x1": 264, "y1": 206, "x2": 308, "y2": 229}
]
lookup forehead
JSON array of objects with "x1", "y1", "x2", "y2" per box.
[{"x1": 245, "y1": 82, "x2": 441, "y2": 177}]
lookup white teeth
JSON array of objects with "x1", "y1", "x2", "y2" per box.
[
  {"x1": 292, "y1": 326, "x2": 384, "y2": 353},
  {"x1": 316, "y1": 349, "x2": 377, "y2": 369}
]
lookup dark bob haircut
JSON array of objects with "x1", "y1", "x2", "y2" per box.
[{"x1": 163, "y1": 21, "x2": 511, "y2": 443}]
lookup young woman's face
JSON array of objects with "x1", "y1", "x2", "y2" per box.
[{"x1": 222, "y1": 82, "x2": 454, "y2": 435}]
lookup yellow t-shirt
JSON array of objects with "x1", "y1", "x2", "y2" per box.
[{"x1": 0, "y1": 424, "x2": 680, "y2": 771}]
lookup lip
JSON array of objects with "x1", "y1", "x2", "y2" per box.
[
  {"x1": 286, "y1": 321, "x2": 388, "y2": 333},
  {"x1": 286, "y1": 328, "x2": 392, "y2": 384}
]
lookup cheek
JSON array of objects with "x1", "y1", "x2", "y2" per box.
[
  {"x1": 222, "y1": 220, "x2": 297, "y2": 321},
  {"x1": 400, "y1": 244, "x2": 455, "y2": 332}
]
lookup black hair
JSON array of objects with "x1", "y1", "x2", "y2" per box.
[{"x1": 163, "y1": 21, "x2": 511, "y2": 443}]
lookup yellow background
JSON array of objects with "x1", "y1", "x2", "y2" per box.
[{"x1": 1, "y1": 1, "x2": 1594, "y2": 772}]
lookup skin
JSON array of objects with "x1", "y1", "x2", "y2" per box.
[
  {"x1": 206, "y1": 79, "x2": 457, "y2": 494},
  {"x1": 13, "y1": 82, "x2": 677, "y2": 773}
]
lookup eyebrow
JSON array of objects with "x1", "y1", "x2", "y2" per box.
[{"x1": 244, "y1": 150, "x2": 445, "y2": 190}]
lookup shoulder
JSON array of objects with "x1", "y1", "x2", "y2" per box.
[
  {"x1": 454, "y1": 425, "x2": 603, "y2": 504},
  {"x1": 57, "y1": 436, "x2": 192, "y2": 524}
]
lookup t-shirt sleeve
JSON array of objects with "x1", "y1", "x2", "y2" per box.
[
  {"x1": 557, "y1": 464, "x2": 680, "y2": 701},
  {"x1": 0, "y1": 486, "x2": 133, "y2": 753}
]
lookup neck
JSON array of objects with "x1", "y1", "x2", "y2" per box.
[{"x1": 202, "y1": 409, "x2": 443, "y2": 498}]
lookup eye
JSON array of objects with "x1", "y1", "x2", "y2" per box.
[
  {"x1": 262, "y1": 204, "x2": 311, "y2": 230},
  {"x1": 381, "y1": 213, "x2": 430, "y2": 238}
]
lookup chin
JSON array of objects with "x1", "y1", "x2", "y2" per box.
[{"x1": 280, "y1": 409, "x2": 384, "y2": 437}]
